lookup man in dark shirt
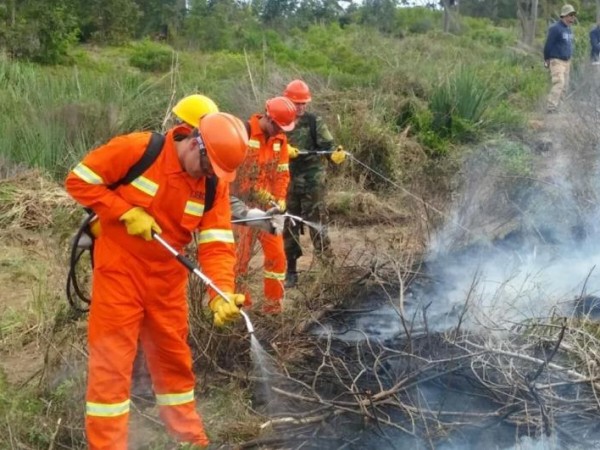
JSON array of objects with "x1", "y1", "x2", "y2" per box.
[{"x1": 543, "y1": 4, "x2": 576, "y2": 112}]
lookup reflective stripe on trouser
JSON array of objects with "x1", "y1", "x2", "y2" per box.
[
  {"x1": 547, "y1": 58, "x2": 570, "y2": 110},
  {"x1": 86, "y1": 237, "x2": 209, "y2": 449},
  {"x1": 235, "y1": 226, "x2": 286, "y2": 304}
]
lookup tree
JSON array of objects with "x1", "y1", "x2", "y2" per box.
[
  {"x1": 459, "y1": 0, "x2": 517, "y2": 21},
  {"x1": 133, "y1": 0, "x2": 186, "y2": 39},
  {"x1": 184, "y1": 0, "x2": 259, "y2": 50},
  {"x1": 74, "y1": 0, "x2": 140, "y2": 44},
  {"x1": 359, "y1": 0, "x2": 397, "y2": 34},
  {"x1": 293, "y1": 0, "x2": 344, "y2": 27},
  {"x1": 517, "y1": 0, "x2": 538, "y2": 46},
  {"x1": 0, "y1": 0, "x2": 78, "y2": 63},
  {"x1": 440, "y1": 0, "x2": 459, "y2": 33},
  {"x1": 261, "y1": 0, "x2": 297, "y2": 24}
]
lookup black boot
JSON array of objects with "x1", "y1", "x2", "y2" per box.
[
  {"x1": 285, "y1": 258, "x2": 298, "y2": 288},
  {"x1": 285, "y1": 271, "x2": 298, "y2": 288}
]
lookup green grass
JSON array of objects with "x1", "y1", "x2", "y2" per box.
[{"x1": 0, "y1": 18, "x2": 549, "y2": 186}]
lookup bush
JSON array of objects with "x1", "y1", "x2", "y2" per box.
[
  {"x1": 129, "y1": 39, "x2": 174, "y2": 72},
  {"x1": 1, "y1": 3, "x2": 78, "y2": 64},
  {"x1": 487, "y1": 139, "x2": 534, "y2": 177},
  {"x1": 428, "y1": 68, "x2": 495, "y2": 142},
  {"x1": 394, "y1": 6, "x2": 441, "y2": 36}
]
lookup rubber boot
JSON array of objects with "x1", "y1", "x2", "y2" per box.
[{"x1": 285, "y1": 257, "x2": 298, "y2": 288}]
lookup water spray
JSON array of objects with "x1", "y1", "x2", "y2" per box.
[{"x1": 152, "y1": 232, "x2": 255, "y2": 334}]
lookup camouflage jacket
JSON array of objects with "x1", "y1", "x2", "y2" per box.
[{"x1": 287, "y1": 113, "x2": 334, "y2": 189}]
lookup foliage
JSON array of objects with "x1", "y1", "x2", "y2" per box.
[
  {"x1": 0, "y1": 56, "x2": 171, "y2": 178},
  {"x1": 74, "y1": 0, "x2": 140, "y2": 44},
  {"x1": 128, "y1": 39, "x2": 174, "y2": 72},
  {"x1": 0, "y1": 10, "x2": 550, "y2": 183},
  {"x1": 460, "y1": 16, "x2": 515, "y2": 48},
  {"x1": 330, "y1": 89, "x2": 407, "y2": 189},
  {"x1": 0, "y1": 384, "x2": 53, "y2": 448},
  {"x1": 0, "y1": 0, "x2": 79, "y2": 64},
  {"x1": 133, "y1": 0, "x2": 184, "y2": 39},
  {"x1": 358, "y1": 0, "x2": 398, "y2": 35},
  {"x1": 394, "y1": 6, "x2": 442, "y2": 36},
  {"x1": 427, "y1": 68, "x2": 496, "y2": 143},
  {"x1": 491, "y1": 139, "x2": 534, "y2": 177}
]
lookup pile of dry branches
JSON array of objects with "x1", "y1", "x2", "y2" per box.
[
  {"x1": 0, "y1": 170, "x2": 75, "y2": 230},
  {"x1": 231, "y1": 309, "x2": 600, "y2": 449}
]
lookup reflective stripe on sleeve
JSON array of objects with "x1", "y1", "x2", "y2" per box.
[
  {"x1": 273, "y1": 142, "x2": 281, "y2": 153},
  {"x1": 130, "y1": 176, "x2": 159, "y2": 197},
  {"x1": 86, "y1": 399, "x2": 130, "y2": 417},
  {"x1": 277, "y1": 163, "x2": 289, "y2": 172},
  {"x1": 155, "y1": 389, "x2": 195, "y2": 406},
  {"x1": 248, "y1": 139, "x2": 260, "y2": 149},
  {"x1": 264, "y1": 270, "x2": 286, "y2": 281},
  {"x1": 72, "y1": 163, "x2": 104, "y2": 185},
  {"x1": 198, "y1": 229, "x2": 235, "y2": 244},
  {"x1": 185, "y1": 200, "x2": 205, "y2": 217}
]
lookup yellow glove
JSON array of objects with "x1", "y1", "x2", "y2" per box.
[
  {"x1": 287, "y1": 145, "x2": 300, "y2": 159},
  {"x1": 255, "y1": 189, "x2": 275, "y2": 207},
  {"x1": 330, "y1": 145, "x2": 346, "y2": 165},
  {"x1": 276, "y1": 199, "x2": 286, "y2": 213},
  {"x1": 209, "y1": 293, "x2": 246, "y2": 327},
  {"x1": 89, "y1": 218, "x2": 102, "y2": 238},
  {"x1": 119, "y1": 207, "x2": 162, "y2": 241}
]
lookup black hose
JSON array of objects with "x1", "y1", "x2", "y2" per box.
[{"x1": 65, "y1": 212, "x2": 96, "y2": 313}]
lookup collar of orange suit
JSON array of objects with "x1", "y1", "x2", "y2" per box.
[
  {"x1": 249, "y1": 114, "x2": 286, "y2": 142},
  {"x1": 164, "y1": 125, "x2": 192, "y2": 176}
]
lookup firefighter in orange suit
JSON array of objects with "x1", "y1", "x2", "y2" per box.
[
  {"x1": 233, "y1": 96, "x2": 296, "y2": 314},
  {"x1": 65, "y1": 112, "x2": 248, "y2": 449}
]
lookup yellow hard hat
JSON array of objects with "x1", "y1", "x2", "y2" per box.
[{"x1": 172, "y1": 94, "x2": 219, "y2": 127}]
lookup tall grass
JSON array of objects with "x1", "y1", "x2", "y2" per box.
[
  {"x1": 0, "y1": 19, "x2": 546, "y2": 181},
  {"x1": 429, "y1": 68, "x2": 496, "y2": 142},
  {"x1": 0, "y1": 56, "x2": 176, "y2": 178}
]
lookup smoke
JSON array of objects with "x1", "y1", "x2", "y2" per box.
[{"x1": 422, "y1": 70, "x2": 600, "y2": 331}]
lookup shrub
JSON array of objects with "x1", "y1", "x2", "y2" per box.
[
  {"x1": 394, "y1": 6, "x2": 441, "y2": 36},
  {"x1": 129, "y1": 39, "x2": 174, "y2": 72},
  {"x1": 488, "y1": 139, "x2": 533, "y2": 177},
  {"x1": 1, "y1": 3, "x2": 78, "y2": 65},
  {"x1": 428, "y1": 68, "x2": 495, "y2": 142}
]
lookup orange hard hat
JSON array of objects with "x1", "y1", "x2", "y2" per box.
[
  {"x1": 283, "y1": 79, "x2": 312, "y2": 103},
  {"x1": 265, "y1": 96, "x2": 296, "y2": 132},
  {"x1": 199, "y1": 113, "x2": 249, "y2": 182}
]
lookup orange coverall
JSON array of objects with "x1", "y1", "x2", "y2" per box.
[
  {"x1": 233, "y1": 114, "x2": 290, "y2": 309},
  {"x1": 65, "y1": 126, "x2": 235, "y2": 449}
]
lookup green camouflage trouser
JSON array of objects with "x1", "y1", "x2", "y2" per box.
[{"x1": 284, "y1": 178, "x2": 332, "y2": 262}]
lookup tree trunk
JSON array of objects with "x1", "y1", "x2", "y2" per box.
[
  {"x1": 597, "y1": 0, "x2": 600, "y2": 23},
  {"x1": 518, "y1": 0, "x2": 539, "y2": 46},
  {"x1": 441, "y1": 0, "x2": 459, "y2": 33},
  {"x1": 10, "y1": 0, "x2": 16, "y2": 27},
  {"x1": 443, "y1": 1, "x2": 450, "y2": 32}
]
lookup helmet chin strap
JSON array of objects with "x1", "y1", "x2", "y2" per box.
[{"x1": 198, "y1": 145, "x2": 214, "y2": 177}]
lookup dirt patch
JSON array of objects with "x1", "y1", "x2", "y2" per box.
[
  {"x1": 0, "y1": 233, "x2": 68, "y2": 387},
  {"x1": 0, "y1": 243, "x2": 36, "y2": 314},
  {"x1": 0, "y1": 340, "x2": 43, "y2": 385}
]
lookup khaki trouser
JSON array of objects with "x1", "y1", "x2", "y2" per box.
[{"x1": 547, "y1": 58, "x2": 571, "y2": 111}]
